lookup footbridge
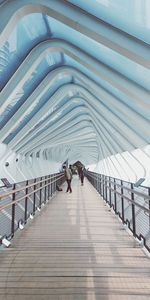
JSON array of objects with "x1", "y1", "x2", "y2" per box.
[
  {"x1": 0, "y1": 0, "x2": 150, "y2": 299},
  {"x1": 0, "y1": 172, "x2": 150, "y2": 299}
]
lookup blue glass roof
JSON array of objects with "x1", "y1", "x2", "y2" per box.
[{"x1": 1, "y1": 13, "x2": 149, "y2": 91}]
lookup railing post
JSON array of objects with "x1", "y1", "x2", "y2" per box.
[
  {"x1": 96, "y1": 174, "x2": 98, "y2": 191},
  {"x1": 11, "y1": 184, "x2": 16, "y2": 238},
  {"x1": 52, "y1": 175, "x2": 54, "y2": 195},
  {"x1": 44, "y1": 176, "x2": 47, "y2": 203},
  {"x1": 50, "y1": 175, "x2": 52, "y2": 197},
  {"x1": 39, "y1": 177, "x2": 42, "y2": 208},
  {"x1": 33, "y1": 178, "x2": 36, "y2": 215},
  {"x1": 109, "y1": 177, "x2": 111, "y2": 206},
  {"x1": 121, "y1": 180, "x2": 124, "y2": 223},
  {"x1": 102, "y1": 175, "x2": 105, "y2": 198},
  {"x1": 100, "y1": 175, "x2": 102, "y2": 195},
  {"x1": 105, "y1": 176, "x2": 107, "y2": 202},
  {"x1": 54, "y1": 174, "x2": 56, "y2": 193},
  {"x1": 48, "y1": 175, "x2": 50, "y2": 199},
  {"x1": 114, "y1": 178, "x2": 117, "y2": 213},
  {"x1": 93, "y1": 174, "x2": 95, "y2": 188},
  {"x1": 98, "y1": 174, "x2": 100, "y2": 194},
  {"x1": 131, "y1": 183, "x2": 136, "y2": 236},
  {"x1": 24, "y1": 180, "x2": 28, "y2": 224}
]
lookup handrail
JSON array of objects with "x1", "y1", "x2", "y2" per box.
[
  {"x1": 108, "y1": 187, "x2": 150, "y2": 214},
  {"x1": 87, "y1": 173, "x2": 150, "y2": 212},
  {"x1": 0, "y1": 172, "x2": 65, "y2": 241},
  {"x1": 86, "y1": 170, "x2": 150, "y2": 252},
  {"x1": 0, "y1": 175, "x2": 64, "y2": 211},
  {"x1": 92, "y1": 172, "x2": 148, "y2": 188},
  {"x1": 0, "y1": 173, "x2": 62, "y2": 200},
  {"x1": 86, "y1": 172, "x2": 150, "y2": 200}
]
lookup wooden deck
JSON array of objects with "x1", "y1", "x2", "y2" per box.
[{"x1": 0, "y1": 176, "x2": 150, "y2": 300}]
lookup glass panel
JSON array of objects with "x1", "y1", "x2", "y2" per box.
[
  {"x1": 49, "y1": 17, "x2": 150, "y2": 90},
  {"x1": 65, "y1": 55, "x2": 149, "y2": 119},
  {"x1": 12, "y1": 96, "x2": 82, "y2": 148},
  {"x1": 68, "y1": 0, "x2": 150, "y2": 43},
  {"x1": 0, "y1": 13, "x2": 48, "y2": 90},
  {"x1": 0, "y1": 52, "x2": 63, "y2": 129},
  {"x1": 1, "y1": 10, "x2": 149, "y2": 145},
  {"x1": 2, "y1": 47, "x2": 149, "y2": 145},
  {"x1": 1, "y1": 12, "x2": 149, "y2": 92}
]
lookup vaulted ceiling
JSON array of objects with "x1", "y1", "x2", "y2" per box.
[{"x1": 0, "y1": 0, "x2": 149, "y2": 166}]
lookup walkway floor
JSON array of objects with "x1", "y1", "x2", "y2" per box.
[{"x1": 0, "y1": 176, "x2": 150, "y2": 300}]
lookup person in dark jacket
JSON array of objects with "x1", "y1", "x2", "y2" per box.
[
  {"x1": 80, "y1": 167, "x2": 85, "y2": 186},
  {"x1": 64, "y1": 166, "x2": 72, "y2": 193}
]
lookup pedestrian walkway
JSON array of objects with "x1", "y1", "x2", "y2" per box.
[{"x1": 0, "y1": 176, "x2": 150, "y2": 300}]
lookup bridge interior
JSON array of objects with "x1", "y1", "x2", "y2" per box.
[
  {"x1": 0, "y1": 0, "x2": 150, "y2": 299},
  {"x1": 1, "y1": 176, "x2": 150, "y2": 300}
]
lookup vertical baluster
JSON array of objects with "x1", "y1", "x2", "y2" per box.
[
  {"x1": 100, "y1": 174, "x2": 102, "y2": 195},
  {"x1": 121, "y1": 180, "x2": 124, "y2": 223},
  {"x1": 105, "y1": 176, "x2": 107, "y2": 202},
  {"x1": 11, "y1": 184, "x2": 16, "y2": 238},
  {"x1": 24, "y1": 180, "x2": 28, "y2": 224},
  {"x1": 33, "y1": 178, "x2": 36, "y2": 215},
  {"x1": 44, "y1": 176, "x2": 47, "y2": 203},
  {"x1": 39, "y1": 177, "x2": 42, "y2": 207},
  {"x1": 102, "y1": 175, "x2": 104, "y2": 198},
  {"x1": 131, "y1": 183, "x2": 136, "y2": 236},
  {"x1": 114, "y1": 178, "x2": 117, "y2": 213},
  {"x1": 51, "y1": 175, "x2": 52, "y2": 197},
  {"x1": 109, "y1": 177, "x2": 111, "y2": 206},
  {"x1": 48, "y1": 175, "x2": 50, "y2": 200}
]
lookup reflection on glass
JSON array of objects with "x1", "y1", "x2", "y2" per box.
[
  {"x1": 69, "y1": 0, "x2": 150, "y2": 42},
  {"x1": 0, "y1": 13, "x2": 48, "y2": 89},
  {"x1": 95, "y1": 0, "x2": 109, "y2": 6},
  {"x1": 0, "y1": 52, "x2": 63, "y2": 130}
]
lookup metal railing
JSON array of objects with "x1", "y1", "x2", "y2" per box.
[
  {"x1": 86, "y1": 171, "x2": 150, "y2": 252},
  {"x1": 0, "y1": 172, "x2": 65, "y2": 244}
]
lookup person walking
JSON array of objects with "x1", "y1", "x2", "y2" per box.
[
  {"x1": 80, "y1": 167, "x2": 85, "y2": 186},
  {"x1": 64, "y1": 166, "x2": 72, "y2": 193}
]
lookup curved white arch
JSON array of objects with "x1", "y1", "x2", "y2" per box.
[
  {"x1": 1, "y1": 64, "x2": 149, "y2": 151},
  {"x1": 16, "y1": 102, "x2": 120, "y2": 159},
  {"x1": 1, "y1": 40, "x2": 149, "y2": 115},
  {"x1": 5, "y1": 84, "x2": 146, "y2": 177},
  {"x1": 8, "y1": 84, "x2": 148, "y2": 156}
]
